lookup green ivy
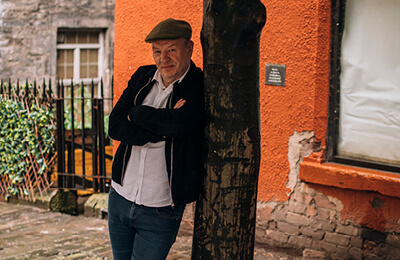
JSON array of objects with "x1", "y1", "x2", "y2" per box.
[
  {"x1": 0, "y1": 94, "x2": 55, "y2": 197},
  {"x1": 64, "y1": 84, "x2": 92, "y2": 130}
]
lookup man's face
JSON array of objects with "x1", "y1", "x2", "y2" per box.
[{"x1": 152, "y1": 38, "x2": 193, "y2": 86}]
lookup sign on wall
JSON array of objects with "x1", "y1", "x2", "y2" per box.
[{"x1": 265, "y1": 63, "x2": 286, "y2": 86}]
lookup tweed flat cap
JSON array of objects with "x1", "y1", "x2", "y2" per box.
[{"x1": 145, "y1": 18, "x2": 192, "y2": 43}]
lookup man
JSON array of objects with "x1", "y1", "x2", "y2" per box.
[{"x1": 107, "y1": 18, "x2": 203, "y2": 260}]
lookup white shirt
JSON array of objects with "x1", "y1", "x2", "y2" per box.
[{"x1": 111, "y1": 66, "x2": 190, "y2": 207}]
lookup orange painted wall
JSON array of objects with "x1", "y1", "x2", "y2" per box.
[
  {"x1": 258, "y1": 0, "x2": 331, "y2": 201},
  {"x1": 114, "y1": 0, "x2": 331, "y2": 202}
]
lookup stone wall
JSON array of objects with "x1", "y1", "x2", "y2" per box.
[
  {"x1": 0, "y1": 0, "x2": 114, "y2": 97},
  {"x1": 255, "y1": 131, "x2": 400, "y2": 259}
]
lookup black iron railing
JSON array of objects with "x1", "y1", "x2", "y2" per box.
[{"x1": 55, "y1": 79, "x2": 112, "y2": 193}]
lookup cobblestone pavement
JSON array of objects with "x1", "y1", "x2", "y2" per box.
[{"x1": 0, "y1": 202, "x2": 302, "y2": 259}]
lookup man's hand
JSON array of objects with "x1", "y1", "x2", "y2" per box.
[
  {"x1": 174, "y1": 99, "x2": 186, "y2": 109},
  {"x1": 160, "y1": 99, "x2": 186, "y2": 139}
]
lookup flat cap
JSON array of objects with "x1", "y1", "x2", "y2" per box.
[{"x1": 145, "y1": 18, "x2": 192, "y2": 43}]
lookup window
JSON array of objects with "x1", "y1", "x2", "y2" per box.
[
  {"x1": 57, "y1": 30, "x2": 103, "y2": 84},
  {"x1": 327, "y1": 0, "x2": 400, "y2": 172}
]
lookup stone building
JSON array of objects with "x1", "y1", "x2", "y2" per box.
[
  {"x1": 0, "y1": 0, "x2": 114, "y2": 98},
  {"x1": 113, "y1": 0, "x2": 400, "y2": 259}
]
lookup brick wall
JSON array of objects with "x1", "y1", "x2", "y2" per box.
[{"x1": 255, "y1": 131, "x2": 400, "y2": 259}]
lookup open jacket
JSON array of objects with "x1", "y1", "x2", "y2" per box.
[{"x1": 108, "y1": 61, "x2": 203, "y2": 206}]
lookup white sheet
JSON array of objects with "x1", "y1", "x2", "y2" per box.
[{"x1": 338, "y1": 0, "x2": 400, "y2": 165}]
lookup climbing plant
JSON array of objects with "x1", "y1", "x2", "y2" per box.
[
  {"x1": 0, "y1": 82, "x2": 56, "y2": 201},
  {"x1": 64, "y1": 84, "x2": 92, "y2": 130}
]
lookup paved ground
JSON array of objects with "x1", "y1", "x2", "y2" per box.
[{"x1": 0, "y1": 202, "x2": 303, "y2": 259}]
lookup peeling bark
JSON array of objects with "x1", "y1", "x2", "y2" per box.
[{"x1": 192, "y1": 1, "x2": 266, "y2": 259}]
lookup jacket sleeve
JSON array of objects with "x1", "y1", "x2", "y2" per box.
[
  {"x1": 129, "y1": 78, "x2": 203, "y2": 138},
  {"x1": 108, "y1": 73, "x2": 165, "y2": 146}
]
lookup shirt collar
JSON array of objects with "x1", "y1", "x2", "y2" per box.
[{"x1": 152, "y1": 63, "x2": 191, "y2": 89}]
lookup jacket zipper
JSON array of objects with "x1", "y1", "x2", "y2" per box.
[
  {"x1": 170, "y1": 139, "x2": 174, "y2": 207},
  {"x1": 134, "y1": 78, "x2": 152, "y2": 106},
  {"x1": 121, "y1": 78, "x2": 153, "y2": 185},
  {"x1": 168, "y1": 91, "x2": 175, "y2": 207}
]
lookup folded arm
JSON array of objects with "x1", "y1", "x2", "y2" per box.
[
  {"x1": 130, "y1": 86, "x2": 203, "y2": 138},
  {"x1": 108, "y1": 78, "x2": 164, "y2": 146}
]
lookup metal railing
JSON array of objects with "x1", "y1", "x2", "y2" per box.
[{"x1": 55, "y1": 79, "x2": 113, "y2": 193}]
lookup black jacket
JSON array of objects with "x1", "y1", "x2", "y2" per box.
[{"x1": 108, "y1": 61, "x2": 203, "y2": 206}]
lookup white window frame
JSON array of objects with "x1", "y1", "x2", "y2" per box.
[{"x1": 57, "y1": 30, "x2": 104, "y2": 88}]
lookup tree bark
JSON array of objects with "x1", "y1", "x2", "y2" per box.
[{"x1": 192, "y1": 0, "x2": 266, "y2": 259}]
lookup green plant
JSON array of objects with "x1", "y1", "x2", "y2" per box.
[
  {"x1": 104, "y1": 114, "x2": 109, "y2": 140},
  {"x1": 63, "y1": 84, "x2": 110, "y2": 142},
  {"x1": 0, "y1": 85, "x2": 55, "y2": 199},
  {"x1": 64, "y1": 84, "x2": 92, "y2": 130}
]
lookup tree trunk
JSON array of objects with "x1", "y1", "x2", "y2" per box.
[{"x1": 192, "y1": 1, "x2": 266, "y2": 259}]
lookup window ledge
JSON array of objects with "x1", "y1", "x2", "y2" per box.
[{"x1": 299, "y1": 152, "x2": 400, "y2": 198}]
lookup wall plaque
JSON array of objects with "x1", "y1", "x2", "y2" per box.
[{"x1": 265, "y1": 63, "x2": 286, "y2": 86}]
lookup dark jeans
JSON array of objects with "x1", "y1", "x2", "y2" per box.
[{"x1": 108, "y1": 187, "x2": 185, "y2": 260}]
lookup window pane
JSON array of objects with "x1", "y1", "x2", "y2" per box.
[
  {"x1": 57, "y1": 66, "x2": 64, "y2": 79},
  {"x1": 80, "y1": 49, "x2": 88, "y2": 63},
  {"x1": 80, "y1": 49, "x2": 98, "y2": 79},
  {"x1": 89, "y1": 32, "x2": 99, "y2": 43},
  {"x1": 89, "y1": 49, "x2": 98, "y2": 62},
  {"x1": 77, "y1": 32, "x2": 88, "y2": 44},
  {"x1": 65, "y1": 32, "x2": 77, "y2": 44},
  {"x1": 89, "y1": 65, "x2": 98, "y2": 78},
  {"x1": 66, "y1": 66, "x2": 74, "y2": 79},
  {"x1": 66, "y1": 50, "x2": 74, "y2": 63},
  {"x1": 57, "y1": 51, "x2": 65, "y2": 63},
  {"x1": 80, "y1": 65, "x2": 87, "y2": 79},
  {"x1": 57, "y1": 32, "x2": 65, "y2": 44},
  {"x1": 338, "y1": 0, "x2": 400, "y2": 165},
  {"x1": 57, "y1": 49, "x2": 74, "y2": 79}
]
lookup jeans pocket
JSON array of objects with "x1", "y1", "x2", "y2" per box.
[
  {"x1": 109, "y1": 186, "x2": 115, "y2": 195},
  {"x1": 156, "y1": 205, "x2": 184, "y2": 221}
]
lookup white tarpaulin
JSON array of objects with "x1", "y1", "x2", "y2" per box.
[{"x1": 338, "y1": 0, "x2": 400, "y2": 165}]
